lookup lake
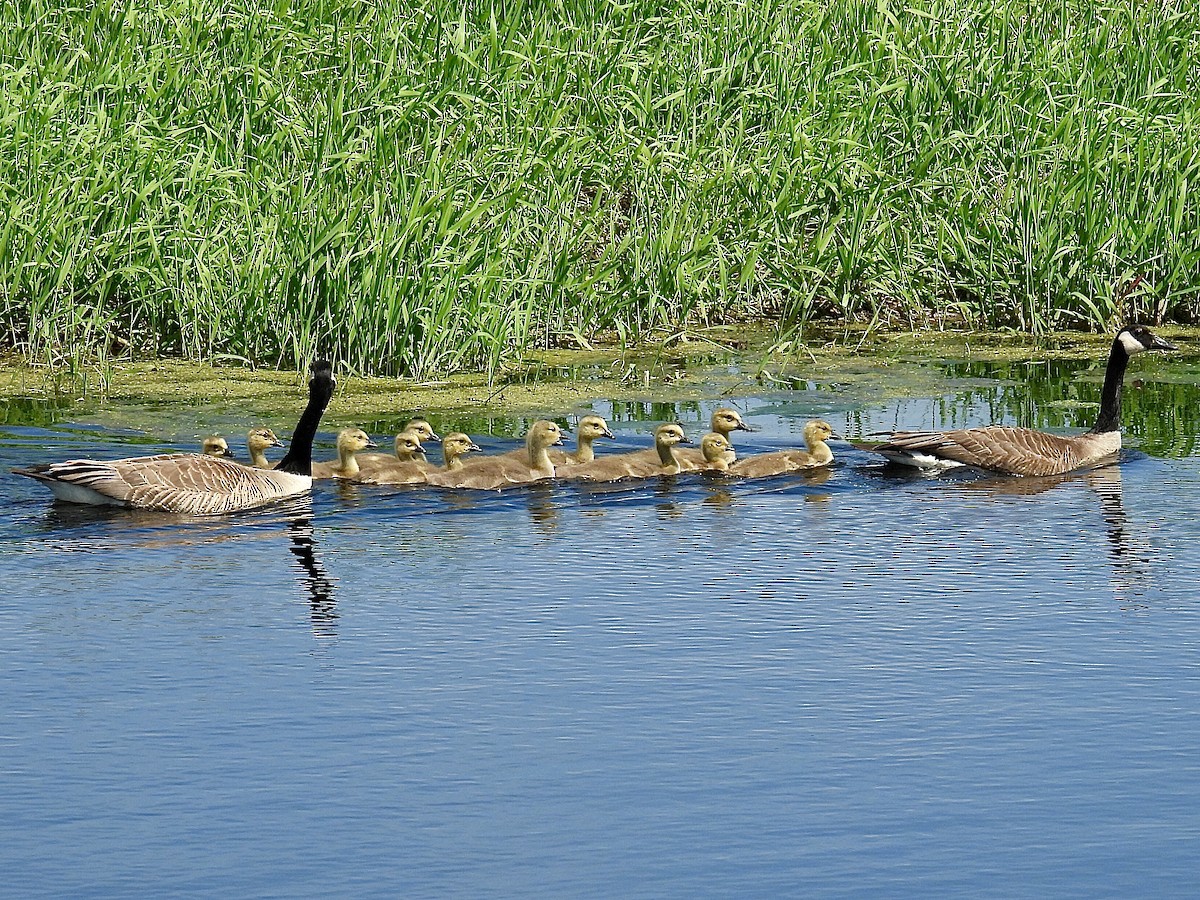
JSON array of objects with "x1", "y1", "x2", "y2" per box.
[{"x1": 3, "y1": 346, "x2": 1200, "y2": 898}]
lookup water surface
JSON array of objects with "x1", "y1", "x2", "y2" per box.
[{"x1": 3, "y1": 352, "x2": 1200, "y2": 898}]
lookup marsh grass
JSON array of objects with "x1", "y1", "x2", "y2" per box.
[{"x1": 3, "y1": 0, "x2": 1198, "y2": 376}]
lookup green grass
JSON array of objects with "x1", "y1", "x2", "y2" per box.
[{"x1": 2, "y1": 0, "x2": 1198, "y2": 376}]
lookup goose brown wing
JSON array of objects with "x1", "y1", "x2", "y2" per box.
[
  {"x1": 31, "y1": 453, "x2": 309, "y2": 514},
  {"x1": 885, "y1": 427, "x2": 1082, "y2": 476}
]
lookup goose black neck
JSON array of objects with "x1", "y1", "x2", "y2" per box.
[
  {"x1": 1089, "y1": 337, "x2": 1130, "y2": 434},
  {"x1": 277, "y1": 363, "x2": 335, "y2": 476}
]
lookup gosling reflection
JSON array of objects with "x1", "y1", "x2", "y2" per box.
[
  {"x1": 287, "y1": 516, "x2": 338, "y2": 637},
  {"x1": 525, "y1": 481, "x2": 560, "y2": 534}
]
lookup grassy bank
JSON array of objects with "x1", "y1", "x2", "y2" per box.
[{"x1": 2, "y1": 0, "x2": 1198, "y2": 376}]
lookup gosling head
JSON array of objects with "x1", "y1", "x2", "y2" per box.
[
  {"x1": 711, "y1": 408, "x2": 754, "y2": 436},
  {"x1": 527, "y1": 420, "x2": 565, "y2": 450},
  {"x1": 403, "y1": 419, "x2": 441, "y2": 443},
  {"x1": 802, "y1": 420, "x2": 836, "y2": 444},
  {"x1": 577, "y1": 414, "x2": 615, "y2": 442},
  {"x1": 201, "y1": 435, "x2": 233, "y2": 458},
  {"x1": 337, "y1": 428, "x2": 377, "y2": 454},
  {"x1": 247, "y1": 427, "x2": 284, "y2": 454},
  {"x1": 700, "y1": 432, "x2": 736, "y2": 468},
  {"x1": 442, "y1": 432, "x2": 483, "y2": 461},
  {"x1": 1117, "y1": 324, "x2": 1176, "y2": 356},
  {"x1": 394, "y1": 429, "x2": 426, "y2": 461},
  {"x1": 655, "y1": 423, "x2": 692, "y2": 447}
]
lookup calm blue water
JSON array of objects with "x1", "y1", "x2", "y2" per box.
[{"x1": 3, "y1": 366, "x2": 1200, "y2": 898}]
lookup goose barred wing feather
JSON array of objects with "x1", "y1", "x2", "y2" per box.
[
  {"x1": 881, "y1": 427, "x2": 1085, "y2": 476},
  {"x1": 18, "y1": 453, "x2": 310, "y2": 515}
]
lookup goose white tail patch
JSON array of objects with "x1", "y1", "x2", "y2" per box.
[
  {"x1": 878, "y1": 450, "x2": 965, "y2": 470},
  {"x1": 46, "y1": 481, "x2": 129, "y2": 507}
]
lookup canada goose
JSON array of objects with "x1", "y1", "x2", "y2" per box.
[
  {"x1": 402, "y1": 419, "x2": 441, "y2": 444},
  {"x1": 247, "y1": 427, "x2": 284, "y2": 468},
  {"x1": 14, "y1": 361, "x2": 336, "y2": 514},
  {"x1": 549, "y1": 414, "x2": 615, "y2": 465},
  {"x1": 565, "y1": 423, "x2": 693, "y2": 481},
  {"x1": 355, "y1": 429, "x2": 426, "y2": 480},
  {"x1": 364, "y1": 432, "x2": 483, "y2": 485},
  {"x1": 676, "y1": 408, "x2": 754, "y2": 469},
  {"x1": 865, "y1": 325, "x2": 1176, "y2": 476},
  {"x1": 310, "y1": 428, "x2": 377, "y2": 479},
  {"x1": 621, "y1": 408, "x2": 751, "y2": 472},
  {"x1": 201, "y1": 435, "x2": 233, "y2": 458},
  {"x1": 698, "y1": 432, "x2": 737, "y2": 473},
  {"x1": 729, "y1": 420, "x2": 836, "y2": 478},
  {"x1": 428, "y1": 420, "x2": 564, "y2": 490}
]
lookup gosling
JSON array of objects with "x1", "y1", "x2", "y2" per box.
[
  {"x1": 565, "y1": 423, "x2": 693, "y2": 481},
  {"x1": 364, "y1": 432, "x2": 483, "y2": 485},
  {"x1": 201, "y1": 436, "x2": 233, "y2": 459},
  {"x1": 549, "y1": 414, "x2": 615, "y2": 466},
  {"x1": 311, "y1": 428, "x2": 377, "y2": 479},
  {"x1": 429, "y1": 420, "x2": 564, "y2": 490},
  {"x1": 247, "y1": 427, "x2": 284, "y2": 468},
  {"x1": 729, "y1": 420, "x2": 836, "y2": 478}
]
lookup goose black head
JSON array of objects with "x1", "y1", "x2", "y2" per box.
[{"x1": 1118, "y1": 325, "x2": 1176, "y2": 355}]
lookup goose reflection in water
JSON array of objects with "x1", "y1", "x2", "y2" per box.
[
  {"x1": 33, "y1": 495, "x2": 341, "y2": 634},
  {"x1": 951, "y1": 459, "x2": 1151, "y2": 607},
  {"x1": 287, "y1": 515, "x2": 338, "y2": 638}
]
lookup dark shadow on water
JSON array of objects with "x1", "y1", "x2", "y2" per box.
[{"x1": 287, "y1": 515, "x2": 338, "y2": 638}]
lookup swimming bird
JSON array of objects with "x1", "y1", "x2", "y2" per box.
[
  {"x1": 697, "y1": 432, "x2": 737, "y2": 473},
  {"x1": 247, "y1": 427, "x2": 284, "y2": 468},
  {"x1": 565, "y1": 423, "x2": 693, "y2": 481},
  {"x1": 14, "y1": 361, "x2": 336, "y2": 514},
  {"x1": 402, "y1": 419, "x2": 441, "y2": 444},
  {"x1": 729, "y1": 420, "x2": 836, "y2": 477},
  {"x1": 549, "y1": 414, "x2": 615, "y2": 466},
  {"x1": 621, "y1": 408, "x2": 751, "y2": 472},
  {"x1": 864, "y1": 325, "x2": 1175, "y2": 476},
  {"x1": 310, "y1": 428, "x2": 377, "y2": 479},
  {"x1": 201, "y1": 435, "x2": 233, "y2": 458},
  {"x1": 364, "y1": 432, "x2": 483, "y2": 485},
  {"x1": 355, "y1": 429, "x2": 426, "y2": 480},
  {"x1": 428, "y1": 420, "x2": 564, "y2": 490}
]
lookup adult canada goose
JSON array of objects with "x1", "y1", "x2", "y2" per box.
[
  {"x1": 429, "y1": 420, "x2": 564, "y2": 490},
  {"x1": 565, "y1": 423, "x2": 693, "y2": 481},
  {"x1": 549, "y1": 414, "x2": 615, "y2": 466},
  {"x1": 310, "y1": 428, "x2": 377, "y2": 479},
  {"x1": 14, "y1": 361, "x2": 336, "y2": 514},
  {"x1": 730, "y1": 420, "x2": 836, "y2": 477},
  {"x1": 866, "y1": 325, "x2": 1176, "y2": 476},
  {"x1": 247, "y1": 427, "x2": 284, "y2": 468},
  {"x1": 365, "y1": 432, "x2": 483, "y2": 485},
  {"x1": 201, "y1": 435, "x2": 233, "y2": 458}
]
